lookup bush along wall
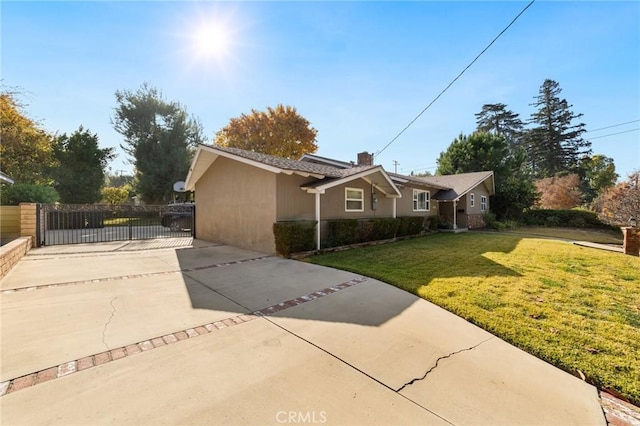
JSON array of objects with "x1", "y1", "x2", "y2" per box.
[
  {"x1": 273, "y1": 221, "x2": 317, "y2": 256},
  {"x1": 521, "y1": 209, "x2": 620, "y2": 232},
  {"x1": 325, "y1": 216, "x2": 428, "y2": 248},
  {"x1": 397, "y1": 216, "x2": 425, "y2": 237}
]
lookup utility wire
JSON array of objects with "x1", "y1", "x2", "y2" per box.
[
  {"x1": 588, "y1": 127, "x2": 639, "y2": 140},
  {"x1": 375, "y1": 0, "x2": 536, "y2": 159},
  {"x1": 585, "y1": 119, "x2": 640, "y2": 134}
]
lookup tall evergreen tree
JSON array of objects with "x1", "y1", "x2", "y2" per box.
[
  {"x1": 526, "y1": 79, "x2": 590, "y2": 178},
  {"x1": 112, "y1": 83, "x2": 204, "y2": 204},
  {"x1": 52, "y1": 127, "x2": 115, "y2": 204},
  {"x1": 474, "y1": 103, "x2": 524, "y2": 149}
]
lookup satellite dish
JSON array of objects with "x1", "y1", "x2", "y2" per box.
[{"x1": 173, "y1": 181, "x2": 186, "y2": 192}]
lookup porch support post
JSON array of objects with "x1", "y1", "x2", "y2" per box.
[
  {"x1": 453, "y1": 200, "x2": 458, "y2": 230},
  {"x1": 392, "y1": 198, "x2": 397, "y2": 218},
  {"x1": 315, "y1": 192, "x2": 321, "y2": 250}
]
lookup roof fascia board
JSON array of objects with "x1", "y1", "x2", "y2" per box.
[
  {"x1": 451, "y1": 172, "x2": 495, "y2": 201},
  {"x1": 310, "y1": 167, "x2": 401, "y2": 196},
  {"x1": 185, "y1": 147, "x2": 205, "y2": 191},
  {"x1": 202, "y1": 145, "x2": 284, "y2": 174}
]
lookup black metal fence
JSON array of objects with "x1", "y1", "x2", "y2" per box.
[{"x1": 39, "y1": 204, "x2": 195, "y2": 246}]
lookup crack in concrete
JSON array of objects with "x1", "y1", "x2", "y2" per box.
[
  {"x1": 396, "y1": 337, "x2": 494, "y2": 393},
  {"x1": 101, "y1": 297, "x2": 118, "y2": 351}
]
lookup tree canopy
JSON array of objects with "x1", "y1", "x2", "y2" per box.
[
  {"x1": 0, "y1": 92, "x2": 57, "y2": 184},
  {"x1": 215, "y1": 104, "x2": 318, "y2": 159},
  {"x1": 52, "y1": 126, "x2": 115, "y2": 204},
  {"x1": 525, "y1": 79, "x2": 591, "y2": 178},
  {"x1": 578, "y1": 154, "x2": 618, "y2": 203},
  {"x1": 534, "y1": 174, "x2": 582, "y2": 210},
  {"x1": 112, "y1": 83, "x2": 204, "y2": 204},
  {"x1": 474, "y1": 103, "x2": 524, "y2": 149},
  {"x1": 436, "y1": 132, "x2": 537, "y2": 219},
  {"x1": 594, "y1": 171, "x2": 639, "y2": 226}
]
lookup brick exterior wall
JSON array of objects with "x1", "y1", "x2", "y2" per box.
[
  {"x1": 467, "y1": 214, "x2": 486, "y2": 230},
  {"x1": 0, "y1": 237, "x2": 32, "y2": 279},
  {"x1": 19, "y1": 203, "x2": 38, "y2": 243},
  {"x1": 622, "y1": 227, "x2": 640, "y2": 256}
]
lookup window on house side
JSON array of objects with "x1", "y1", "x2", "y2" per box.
[
  {"x1": 481, "y1": 195, "x2": 487, "y2": 212},
  {"x1": 345, "y1": 188, "x2": 364, "y2": 212},
  {"x1": 413, "y1": 189, "x2": 430, "y2": 211},
  {"x1": 470, "y1": 193, "x2": 475, "y2": 207}
]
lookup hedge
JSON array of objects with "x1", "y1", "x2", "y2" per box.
[
  {"x1": 520, "y1": 209, "x2": 620, "y2": 232},
  {"x1": 273, "y1": 221, "x2": 317, "y2": 256},
  {"x1": 397, "y1": 216, "x2": 425, "y2": 237},
  {"x1": 326, "y1": 219, "x2": 359, "y2": 247},
  {"x1": 325, "y1": 216, "x2": 427, "y2": 247}
]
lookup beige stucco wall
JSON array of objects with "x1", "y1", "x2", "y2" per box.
[
  {"x1": 395, "y1": 186, "x2": 439, "y2": 217},
  {"x1": 465, "y1": 182, "x2": 491, "y2": 215},
  {"x1": 320, "y1": 179, "x2": 394, "y2": 220},
  {"x1": 276, "y1": 174, "x2": 316, "y2": 221},
  {"x1": 194, "y1": 156, "x2": 277, "y2": 254}
]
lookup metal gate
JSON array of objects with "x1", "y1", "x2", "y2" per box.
[{"x1": 38, "y1": 204, "x2": 195, "y2": 246}]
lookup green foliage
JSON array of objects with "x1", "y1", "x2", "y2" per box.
[
  {"x1": 101, "y1": 185, "x2": 132, "y2": 205},
  {"x1": 0, "y1": 93, "x2": 57, "y2": 184},
  {"x1": 397, "y1": 216, "x2": 424, "y2": 237},
  {"x1": 326, "y1": 219, "x2": 359, "y2": 247},
  {"x1": 521, "y1": 209, "x2": 619, "y2": 231},
  {"x1": 326, "y1": 218, "x2": 404, "y2": 247},
  {"x1": 273, "y1": 221, "x2": 317, "y2": 256},
  {"x1": 475, "y1": 103, "x2": 524, "y2": 149},
  {"x1": 366, "y1": 218, "x2": 400, "y2": 241},
  {"x1": 52, "y1": 126, "x2": 115, "y2": 204},
  {"x1": 436, "y1": 132, "x2": 537, "y2": 219},
  {"x1": 578, "y1": 154, "x2": 618, "y2": 204},
  {"x1": 526, "y1": 79, "x2": 591, "y2": 178},
  {"x1": 426, "y1": 216, "x2": 438, "y2": 231},
  {"x1": 113, "y1": 83, "x2": 204, "y2": 204},
  {"x1": 1, "y1": 183, "x2": 59, "y2": 205}
]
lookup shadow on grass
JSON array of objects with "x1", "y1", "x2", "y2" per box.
[{"x1": 309, "y1": 232, "x2": 523, "y2": 291}]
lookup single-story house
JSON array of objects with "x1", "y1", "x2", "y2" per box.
[{"x1": 185, "y1": 145, "x2": 494, "y2": 253}]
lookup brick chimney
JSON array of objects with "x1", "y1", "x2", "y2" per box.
[{"x1": 357, "y1": 152, "x2": 373, "y2": 166}]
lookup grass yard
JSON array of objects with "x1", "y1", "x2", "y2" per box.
[
  {"x1": 504, "y1": 227, "x2": 623, "y2": 245},
  {"x1": 309, "y1": 232, "x2": 640, "y2": 404},
  {"x1": 103, "y1": 217, "x2": 161, "y2": 226}
]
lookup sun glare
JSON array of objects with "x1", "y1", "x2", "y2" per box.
[{"x1": 194, "y1": 25, "x2": 230, "y2": 58}]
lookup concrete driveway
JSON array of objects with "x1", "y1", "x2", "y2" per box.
[{"x1": 0, "y1": 239, "x2": 605, "y2": 425}]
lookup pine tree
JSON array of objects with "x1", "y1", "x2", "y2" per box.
[
  {"x1": 526, "y1": 79, "x2": 590, "y2": 178},
  {"x1": 474, "y1": 103, "x2": 524, "y2": 149}
]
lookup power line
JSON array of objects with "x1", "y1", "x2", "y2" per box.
[
  {"x1": 588, "y1": 127, "x2": 640, "y2": 140},
  {"x1": 585, "y1": 119, "x2": 640, "y2": 134},
  {"x1": 374, "y1": 0, "x2": 536, "y2": 159}
]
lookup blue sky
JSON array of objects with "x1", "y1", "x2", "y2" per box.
[{"x1": 2, "y1": 1, "x2": 639, "y2": 179}]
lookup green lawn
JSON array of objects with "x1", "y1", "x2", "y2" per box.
[
  {"x1": 309, "y1": 232, "x2": 640, "y2": 404},
  {"x1": 504, "y1": 227, "x2": 623, "y2": 245},
  {"x1": 103, "y1": 217, "x2": 161, "y2": 226}
]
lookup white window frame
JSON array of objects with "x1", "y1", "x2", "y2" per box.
[
  {"x1": 481, "y1": 195, "x2": 487, "y2": 212},
  {"x1": 345, "y1": 187, "x2": 364, "y2": 212},
  {"x1": 470, "y1": 193, "x2": 475, "y2": 207},
  {"x1": 413, "y1": 189, "x2": 430, "y2": 211}
]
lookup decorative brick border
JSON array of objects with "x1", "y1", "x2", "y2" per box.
[
  {"x1": 0, "y1": 255, "x2": 272, "y2": 294},
  {"x1": 0, "y1": 276, "x2": 368, "y2": 396}
]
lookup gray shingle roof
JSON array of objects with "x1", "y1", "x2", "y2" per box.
[
  {"x1": 203, "y1": 145, "x2": 375, "y2": 178},
  {"x1": 424, "y1": 171, "x2": 495, "y2": 200},
  {"x1": 388, "y1": 172, "x2": 451, "y2": 190}
]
